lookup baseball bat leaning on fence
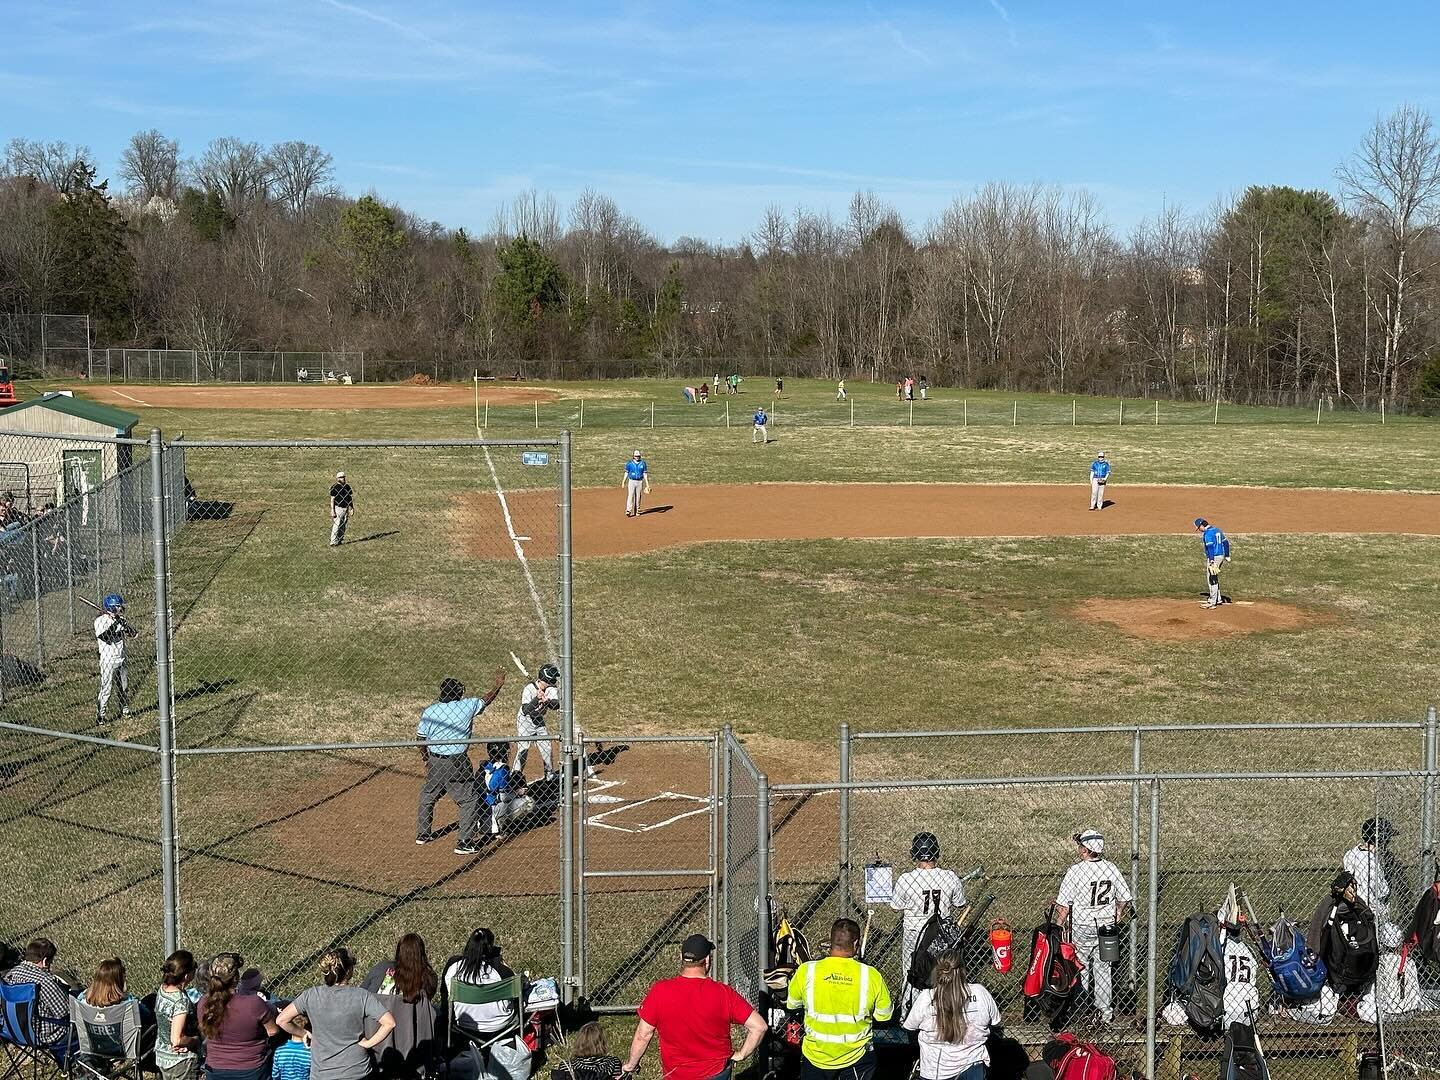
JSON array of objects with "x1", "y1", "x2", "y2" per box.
[{"x1": 859, "y1": 908, "x2": 874, "y2": 962}]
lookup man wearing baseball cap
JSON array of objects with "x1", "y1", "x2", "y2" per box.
[
  {"x1": 1054, "y1": 829, "x2": 1132, "y2": 1025},
  {"x1": 1089, "y1": 452, "x2": 1111, "y2": 510},
  {"x1": 329, "y1": 470, "x2": 355, "y2": 546},
  {"x1": 623, "y1": 934, "x2": 767, "y2": 1080}
]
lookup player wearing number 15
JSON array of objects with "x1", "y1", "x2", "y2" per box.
[
  {"x1": 1054, "y1": 829, "x2": 1133, "y2": 1025},
  {"x1": 891, "y1": 833, "x2": 967, "y2": 1008}
]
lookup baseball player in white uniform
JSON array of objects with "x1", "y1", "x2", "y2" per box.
[
  {"x1": 890, "y1": 832, "x2": 967, "y2": 1007},
  {"x1": 94, "y1": 593, "x2": 137, "y2": 723},
  {"x1": 1054, "y1": 829, "x2": 1133, "y2": 1024},
  {"x1": 512, "y1": 662, "x2": 560, "y2": 781},
  {"x1": 1343, "y1": 817, "x2": 1398, "y2": 933}
]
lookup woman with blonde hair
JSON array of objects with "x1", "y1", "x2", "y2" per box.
[
  {"x1": 80, "y1": 958, "x2": 134, "y2": 1007},
  {"x1": 198, "y1": 954, "x2": 279, "y2": 1080},
  {"x1": 902, "y1": 952, "x2": 1001, "y2": 1080},
  {"x1": 277, "y1": 948, "x2": 394, "y2": 1080}
]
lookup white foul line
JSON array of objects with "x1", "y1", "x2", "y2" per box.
[
  {"x1": 482, "y1": 446, "x2": 557, "y2": 659},
  {"x1": 109, "y1": 390, "x2": 152, "y2": 407}
]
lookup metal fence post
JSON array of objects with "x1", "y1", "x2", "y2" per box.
[
  {"x1": 757, "y1": 770, "x2": 772, "y2": 1000},
  {"x1": 29, "y1": 524, "x2": 44, "y2": 666},
  {"x1": 1423, "y1": 704, "x2": 1438, "y2": 886},
  {"x1": 721, "y1": 725, "x2": 733, "y2": 983},
  {"x1": 64, "y1": 508, "x2": 74, "y2": 636},
  {"x1": 1130, "y1": 729, "x2": 1142, "y2": 998},
  {"x1": 709, "y1": 733, "x2": 720, "y2": 948},
  {"x1": 1145, "y1": 778, "x2": 1160, "y2": 1079},
  {"x1": 0, "y1": 591, "x2": 6, "y2": 703},
  {"x1": 839, "y1": 722, "x2": 851, "y2": 916},
  {"x1": 148, "y1": 429, "x2": 180, "y2": 955},
  {"x1": 558, "y1": 428, "x2": 577, "y2": 1005}
]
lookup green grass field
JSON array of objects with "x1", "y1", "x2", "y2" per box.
[{"x1": 3, "y1": 378, "x2": 1439, "y2": 1078}]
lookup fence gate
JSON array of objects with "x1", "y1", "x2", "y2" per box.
[{"x1": 576, "y1": 733, "x2": 719, "y2": 1011}]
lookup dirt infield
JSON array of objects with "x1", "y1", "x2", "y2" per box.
[
  {"x1": 1072, "y1": 598, "x2": 1336, "y2": 641},
  {"x1": 84, "y1": 383, "x2": 558, "y2": 410},
  {"x1": 463, "y1": 483, "x2": 1440, "y2": 560}
]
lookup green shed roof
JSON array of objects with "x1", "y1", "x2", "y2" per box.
[{"x1": 0, "y1": 393, "x2": 140, "y2": 432}]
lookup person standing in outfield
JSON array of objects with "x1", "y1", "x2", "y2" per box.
[
  {"x1": 329, "y1": 471, "x2": 354, "y2": 546},
  {"x1": 1089, "y1": 452, "x2": 1111, "y2": 511},
  {"x1": 775, "y1": 377, "x2": 784, "y2": 397},
  {"x1": 1054, "y1": 829, "x2": 1132, "y2": 1026},
  {"x1": 837, "y1": 379, "x2": 847, "y2": 400},
  {"x1": 786, "y1": 919, "x2": 893, "y2": 1080},
  {"x1": 624, "y1": 450, "x2": 651, "y2": 518},
  {"x1": 95, "y1": 593, "x2": 136, "y2": 724},
  {"x1": 513, "y1": 662, "x2": 560, "y2": 782},
  {"x1": 622, "y1": 935, "x2": 767, "y2": 1080},
  {"x1": 752, "y1": 406, "x2": 769, "y2": 444},
  {"x1": 890, "y1": 832, "x2": 968, "y2": 1006},
  {"x1": 714, "y1": 373, "x2": 721, "y2": 394},
  {"x1": 1193, "y1": 518, "x2": 1232, "y2": 608},
  {"x1": 415, "y1": 670, "x2": 506, "y2": 855},
  {"x1": 919, "y1": 375, "x2": 928, "y2": 400}
]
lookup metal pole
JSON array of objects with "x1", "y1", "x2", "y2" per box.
[
  {"x1": 0, "y1": 585, "x2": 6, "y2": 703},
  {"x1": 726, "y1": 400, "x2": 730, "y2": 428},
  {"x1": 1072, "y1": 399, "x2": 1076, "y2": 426},
  {"x1": 29, "y1": 525, "x2": 44, "y2": 666},
  {"x1": 558, "y1": 428, "x2": 577, "y2": 1004},
  {"x1": 1145, "y1": 778, "x2": 1160, "y2": 1079},
  {"x1": 580, "y1": 398, "x2": 584, "y2": 430},
  {"x1": 721, "y1": 725, "x2": 733, "y2": 983},
  {"x1": 1130, "y1": 729, "x2": 1141, "y2": 997},
  {"x1": 1154, "y1": 400, "x2": 1159, "y2": 426},
  {"x1": 708, "y1": 733, "x2": 720, "y2": 949},
  {"x1": 1317, "y1": 399, "x2": 1322, "y2": 425},
  {"x1": 1012, "y1": 401, "x2": 1017, "y2": 426},
  {"x1": 650, "y1": 401, "x2": 655, "y2": 429},
  {"x1": 148, "y1": 429, "x2": 179, "y2": 955},
  {"x1": 65, "y1": 505, "x2": 75, "y2": 636},
  {"x1": 839, "y1": 721, "x2": 852, "y2": 916},
  {"x1": 850, "y1": 397, "x2": 854, "y2": 427},
  {"x1": 964, "y1": 399, "x2": 967, "y2": 427},
  {"x1": 534, "y1": 400, "x2": 539, "y2": 430},
  {"x1": 909, "y1": 400, "x2": 913, "y2": 428},
  {"x1": 757, "y1": 770, "x2": 772, "y2": 1004},
  {"x1": 576, "y1": 733, "x2": 588, "y2": 998},
  {"x1": 1423, "y1": 705, "x2": 1438, "y2": 887},
  {"x1": 1381, "y1": 397, "x2": 1387, "y2": 424},
  {"x1": 1119, "y1": 400, "x2": 1124, "y2": 426},
  {"x1": 1214, "y1": 399, "x2": 1220, "y2": 425}
]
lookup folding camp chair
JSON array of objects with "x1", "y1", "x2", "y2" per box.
[
  {"x1": 442, "y1": 976, "x2": 523, "y2": 1079},
  {"x1": 67, "y1": 997, "x2": 152, "y2": 1080},
  {"x1": 2, "y1": 982, "x2": 71, "y2": 1080}
]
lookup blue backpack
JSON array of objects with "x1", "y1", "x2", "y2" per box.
[{"x1": 1260, "y1": 915, "x2": 1327, "y2": 1003}]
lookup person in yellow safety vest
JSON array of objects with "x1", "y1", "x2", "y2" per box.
[{"x1": 785, "y1": 918, "x2": 893, "y2": 1080}]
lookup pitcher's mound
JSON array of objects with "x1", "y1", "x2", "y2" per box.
[{"x1": 1073, "y1": 598, "x2": 1336, "y2": 642}]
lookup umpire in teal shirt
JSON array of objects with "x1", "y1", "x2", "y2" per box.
[{"x1": 415, "y1": 667, "x2": 506, "y2": 852}]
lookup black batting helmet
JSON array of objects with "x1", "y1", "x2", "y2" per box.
[
  {"x1": 538, "y1": 663, "x2": 560, "y2": 684},
  {"x1": 1361, "y1": 816, "x2": 1394, "y2": 846},
  {"x1": 911, "y1": 832, "x2": 940, "y2": 862},
  {"x1": 486, "y1": 741, "x2": 510, "y2": 761}
]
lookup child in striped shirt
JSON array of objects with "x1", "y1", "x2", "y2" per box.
[{"x1": 271, "y1": 1013, "x2": 311, "y2": 1080}]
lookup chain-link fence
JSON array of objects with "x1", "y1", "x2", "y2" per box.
[
  {"x1": 0, "y1": 313, "x2": 92, "y2": 374},
  {"x1": 88, "y1": 349, "x2": 366, "y2": 384},
  {"x1": 722, "y1": 729, "x2": 766, "y2": 1006}
]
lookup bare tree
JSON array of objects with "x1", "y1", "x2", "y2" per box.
[
  {"x1": 510, "y1": 189, "x2": 561, "y2": 248},
  {"x1": 1337, "y1": 104, "x2": 1440, "y2": 402},
  {"x1": 119, "y1": 130, "x2": 180, "y2": 201},
  {"x1": 3, "y1": 138, "x2": 94, "y2": 191},
  {"x1": 192, "y1": 137, "x2": 270, "y2": 217},
  {"x1": 265, "y1": 141, "x2": 335, "y2": 217}
]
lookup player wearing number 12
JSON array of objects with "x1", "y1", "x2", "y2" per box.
[
  {"x1": 890, "y1": 832, "x2": 967, "y2": 1009},
  {"x1": 1054, "y1": 829, "x2": 1133, "y2": 1025}
]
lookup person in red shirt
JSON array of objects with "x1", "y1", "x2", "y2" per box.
[{"x1": 622, "y1": 935, "x2": 767, "y2": 1080}]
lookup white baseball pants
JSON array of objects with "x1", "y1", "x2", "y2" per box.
[
  {"x1": 1207, "y1": 556, "x2": 1224, "y2": 605},
  {"x1": 753, "y1": 423, "x2": 768, "y2": 443},
  {"x1": 1074, "y1": 932, "x2": 1114, "y2": 1021},
  {"x1": 513, "y1": 718, "x2": 554, "y2": 777},
  {"x1": 625, "y1": 478, "x2": 644, "y2": 516},
  {"x1": 1090, "y1": 478, "x2": 1105, "y2": 509},
  {"x1": 98, "y1": 656, "x2": 129, "y2": 715}
]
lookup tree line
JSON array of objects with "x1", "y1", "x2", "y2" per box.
[{"x1": 2, "y1": 108, "x2": 1439, "y2": 408}]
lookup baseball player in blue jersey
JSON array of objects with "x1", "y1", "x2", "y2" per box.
[
  {"x1": 1194, "y1": 517, "x2": 1232, "y2": 608},
  {"x1": 624, "y1": 450, "x2": 650, "y2": 517},
  {"x1": 1089, "y1": 452, "x2": 1111, "y2": 510},
  {"x1": 752, "y1": 406, "x2": 769, "y2": 444}
]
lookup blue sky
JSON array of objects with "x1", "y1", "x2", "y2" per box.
[{"x1": 5, "y1": 1, "x2": 1440, "y2": 243}]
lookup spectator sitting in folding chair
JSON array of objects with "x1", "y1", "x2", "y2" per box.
[
  {"x1": 2, "y1": 938, "x2": 74, "y2": 1057},
  {"x1": 70, "y1": 958, "x2": 155, "y2": 1080},
  {"x1": 442, "y1": 929, "x2": 530, "y2": 1080}
]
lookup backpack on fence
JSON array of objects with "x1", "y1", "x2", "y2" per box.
[
  {"x1": 1052, "y1": 1034, "x2": 1117, "y2": 1080},
  {"x1": 908, "y1": 914, "x2": 966, "y2": 990},
  {"x1": 1219, "y1": 1019, "x2": 1269, "y2": 1080},
  {"x1": 1023, "y1": 907, "x2": 1082, "y2": 1024},
  {"x1": 1258, "y1": 915, "x2": 1327, "y2": 1004},
  {"x1": 1407, "y1": 881, "x2": 1440, "y2": 966},
  {"x1": 1317, "y1": 900, "x2": 1379, "y2": 993},
  {"x1": 1167, "y1": 912, "x2": 1227, "y2": 1037},
  {"x1": 765, "y1": 910, "x2": 810, "y2": 991}
]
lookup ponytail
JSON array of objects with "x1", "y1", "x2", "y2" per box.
[
  {"x1": 319, "y1": 948, "x2": 355, "y2": 987},
  {"x1": 199, "y1": 954, "x2": 242, "y2": 1040}
]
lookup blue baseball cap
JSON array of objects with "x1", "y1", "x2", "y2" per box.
[{"x1": 1193, "y1": 518, "x2": 1208, "y2": 528}]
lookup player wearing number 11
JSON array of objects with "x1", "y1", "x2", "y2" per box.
[
  {"x1": 1054, "y1": 829, "x2": 1133, "y2": 1025},
  {"x1": 890, "y1": 832, "x2": 967, "y2": 1010}
]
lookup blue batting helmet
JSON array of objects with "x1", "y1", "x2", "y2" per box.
[
  {"x1": 1192, "y1": 518, "x2": 1208, "y2": 528},
  {"x1": 103, "y1": 594, "x2": 124, "y2": 612}
]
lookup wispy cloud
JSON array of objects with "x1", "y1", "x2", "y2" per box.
[
  {"x1": 315, "y1": 0, "x2": 456, "y2": 56},
  {"x1": 987, "y1": 0, "x2": 1020, "y2": 47}
]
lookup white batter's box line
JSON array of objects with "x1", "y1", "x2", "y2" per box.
[{"x1": 586, "y1": 791, "x2": 714, "y2": 834}]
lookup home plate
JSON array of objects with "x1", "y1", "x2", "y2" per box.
[{"x1": 588, "y1": 794, "x2": 624, "y2": 804}]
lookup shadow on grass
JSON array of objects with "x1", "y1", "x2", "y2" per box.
[{"x1": 346, "y1": 530, "x2": 400, "y2": 545}]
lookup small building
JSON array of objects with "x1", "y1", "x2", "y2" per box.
[{"x1": 0, "y1": 393, "x2": 141, "y2": 510}]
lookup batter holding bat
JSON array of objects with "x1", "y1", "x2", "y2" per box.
[
  {"x1": 93, "y1": 593, "x2": 137, "y2": 724},
  {"x1": 512, "y1": 662, "x2": 560, "y2": 782}
]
